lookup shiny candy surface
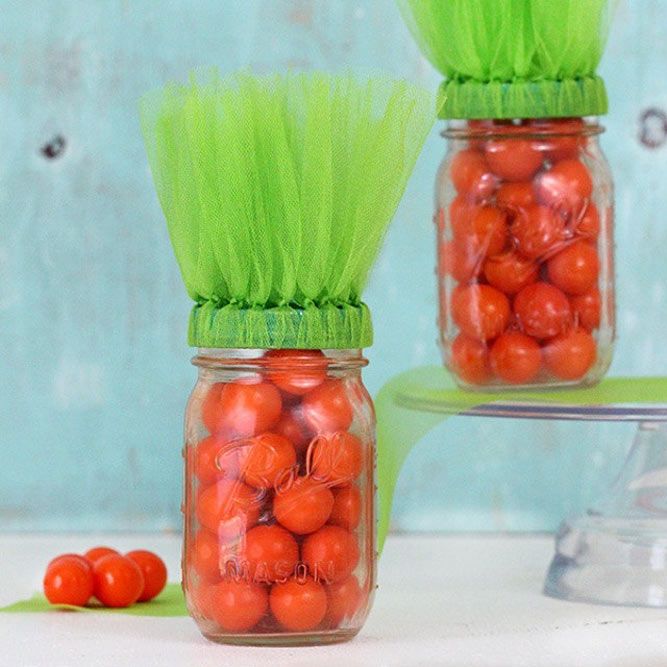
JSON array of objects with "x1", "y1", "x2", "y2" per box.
[
  {"x1": 240, "y1": 433, "x2": 297, "y2": 489},
  {"x1": 126, "y1": 550, "x2": 167, "y2": 602},
  {"x1": 203, "y1": 580, "x2": 269, "y2": 632},
  {"x1": 302, "y1": 526, "x2": 360, "y2": 584},
  {"x1": 43, "y1": 555, "x2": 94, "y2": 606},
  {"x1": 511, "y1": 204, "x2": 565, "y2": 259},
  {"x1": 450, "y1": 149, "x2": 496, "y2": 199},
  {"x1": 449, "y1": 334, "x2": 490, "y2": 385},
  {"x1": 547, "y1": 241, "x2": 600, "y2": 296},
  {"x1": 329, "y1": 485, "x2": 362, "y2": 531},
  {"x1": 311, "y1": 432, "x2": 363, "y2": 487},
  {"x1": 514, "y1": 283, "x2": 572, "y2": 339},
  {"x1": 302, "y1": 380, "x2": 354, "y2": 434},
  {"x1": 544, "y1": 328, "x2": 597, "y2": 380},
  {"x1": 195, "y1": 479, "x2": 260, "y2": 535},
  {"x1": 535, "y1": 159, "x2": 593, "y2": 211},
  {"x1": 326, "y1": 576, "x2": 363, "y2": 627},
  {"x1": 483, "y1": 251, "x2": 539, "y2": 295},
  {"x1": 485, "y1": 139, "x2": 543, "y2": 182},
  {"x1": 241, "y1": 525, "x2": 299, "y2": 583},
  {"x1": 92, "y1": 554, "x2": 144, "y2": 608},
  {"x1": 269, "y1": 577, "x2": 328, "y2": 632},
  {"x1": 266, "y1": 349, "x2": 327, "y2": 396},
  {"x1": 452, "y1": 285, "x2": 511, "y2": 341},
  {"x1": 273, "y1": 476, "x2": 334, "y2": 535},
  {"x1": 489, "y1": 332, "x2": 542, "y2": 385}
]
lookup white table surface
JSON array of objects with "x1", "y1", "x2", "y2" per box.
[{"x1": 1, "y1": 533, "x2": 666, "y2": 667}]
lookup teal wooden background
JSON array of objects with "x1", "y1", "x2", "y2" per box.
[{"x1": 1, "y1": 0, "x2": 665, "y2": 532}]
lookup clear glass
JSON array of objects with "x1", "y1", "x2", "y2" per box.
[
  {"x1": 182, "y1": 348, "x2": 376, "y2": 646},
  {"x1": 435, "y1": 117, "x2": 615, "y2": 390},
  {"x1": 545, "y1": 422, "x2": 667, "y2": 607}
]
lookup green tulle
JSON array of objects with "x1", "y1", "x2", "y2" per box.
[
  {"x1": 140, "y1": 70, "x2": 435, "y2": 348},
  {"x1": 398, "y1": 0, "x2": 616, "y2": 118},
  {"x1": 438, "y1": 76, "x2": 608, "y2": 120},
  {"x1": 188, "y1": 302, "x2": 373, "y2": 349}
]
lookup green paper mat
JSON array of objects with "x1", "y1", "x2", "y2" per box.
[
  {"x1": 376, "y1": 368, "x2": 667, "y2": 553},
  {"x1": 0, "y1": 583, "x2": 187, "y2": 617}
]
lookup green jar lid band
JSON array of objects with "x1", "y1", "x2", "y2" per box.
[
  {"x1": 438, "y1": 76, "x2": 608, "y2": 120},
  {"x1": 188, "y1": 302, "x2": 373, "y2": 350}
]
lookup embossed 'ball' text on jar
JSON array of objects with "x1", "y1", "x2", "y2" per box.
[
  {"x1": 182, "y1": 348, "x2": 376, "y2": 646},
  {"x1": 435, "y1": 118, "x2": 615, "y2": 390}
]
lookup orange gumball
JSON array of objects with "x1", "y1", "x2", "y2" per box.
[
  {"x1": 220, "y1": 381, "x2": 282, "y2": 437},
  {"x1": 329, "y1": 485, "x2": 362, "y2": 531},
  {"x1": 511, "y1": 204, "x2": 565, "y2": 259},
  {"x1": 544, "y1": 328, "x2": 597, "y2": 380},
  {"x1": 485, "y1": 139, "x2": 544, "y2": 182},
  {"x1": 529, "y1": 118, "x2": 585, "y2": 161},
  {"x1": 240, "y1": 433, "x2": 297, "y2": 489},
  {"x1": 189, "y1": 530, "x2": 222, "y2": 582},
  {"x1": 451, "y1": 284, "x2": 511, "y2": 341},
  {"x1": 326, "y1": 575, "x2": 364, "y2": 627},
  {"x1": 273, "y1": 409, "x2": 311, "y2": 453},
  {"x1": 302, "y1": 525, "x2": 360, "y2": 584},
  {"x1": 489, "y1": 332, "x2": 542, "y2": 384},
  {"x1": 93, "y1": 554, "x2": 145, "y2": 608},
  {"x1": 43, "y1": 555, "x2": 94, "y2": 606},
  {"x1": 450, "y1": 149, "x2": 497, "y2": 199},
  {"x1": 441, "y1": 240, "x2": 483, "y2": 284},
  {"x1": 269, "y1": 577, "x2": 328, "y2": 632},
  {"x1": 310, "y1": 432, "x2": 363, "y2": 487},
  {"x1": 535, "y1": 159, "x2": 593, "y2": 211},
  {"x1": 449, "y1": 333, "x2": 490, "y2": 385},
  {"x1": 514, "y1": 282, "x2": 572, "y2": 339},
  {"x1": 241, "y1": 525, "x2": 299, "y2": 584},
  {"x1": 126, "y1": 550, "x2": 167, "y2": 602},
  {"x1": 202, "y1": 580, "x2": 268, "y2": 632},
  {"x1": 201, "y1": 383, "x2": 223, "y2": 434},
  {"x1": 84, "y1": 546, "x2": 119, "y2": 565},
  {"x1": 496, "y1": 182, "x2": 535, "y2": 212},
  {"x1": 195, "y1": 479, "x2": 260, "y2": 535},
  {"x1": 274, "y1": 476, "x2": 334, "y2": 535},
  {"x1": 266, "y1": 349, "x2": 327, "y2": 396},
  {"x1": 189, "y1": 435, "x2": 240, "y2": 485},
  {"x1": 547, "y1": 241, "x2": 600, "y2": 296},
  {"x1": 302, "y1": 380, "x2": 353, "y2": 434},
  {"x1": 449, "y1": 196, "x2": 480, "y2": 238},
  {"x1": 483, "y1": 251, "x2": 539, "y2": 295},
  {"x1": 571, "y1": 288, "x2": 601, "y2": 332},
  {"x1": 454, "y1": 205, "x2": 508, "y2": 258}
]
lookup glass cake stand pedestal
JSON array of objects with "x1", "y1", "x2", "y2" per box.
[{"x1": 376, "y1": 367, "x2": 667, "y2": 607}]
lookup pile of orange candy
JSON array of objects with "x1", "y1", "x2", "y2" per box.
[
  {"x1": 186, "y1": 350, "x2": 369, "y2": 635},
  {"x1": 43, "y1": 546, "x2": 167, "y2": 608},
  {"x1": 440, "y1": 118, "x2": 604, "y2": 386}
]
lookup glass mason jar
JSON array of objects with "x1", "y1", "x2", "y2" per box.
[
  {"x1": 182, "y1": 348, "x2": 376, "y2": 646},
  {"x1": 435, "y1": 118, "x2": 615, "y2": 390}
]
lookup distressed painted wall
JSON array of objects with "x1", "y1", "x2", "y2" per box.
[{"x1": 1, "y1": 0, "x2": 666, "y2": 532}]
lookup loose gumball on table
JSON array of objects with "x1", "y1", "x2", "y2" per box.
[
  {"x1": 43, "y1": 555, "x2": 95, "y2": 607},
  {"x1": 139, "y1": 70, "x2": 435, "y2": 645},
  {"x1": 41, "y1": 547, "x2": 167, "y2": 609}
]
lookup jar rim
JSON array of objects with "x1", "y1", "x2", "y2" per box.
[
  {"x1": 442, "y1": 118, "x2": 604, "y2": 140},
  {"x1": 192, "y1": 348, "x2": 368, "y2": 371}
]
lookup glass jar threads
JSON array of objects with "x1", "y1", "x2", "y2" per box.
[
  {"x1": 182, "y1": 349, "x2": 376, "y2": 646},
  {"x1": 436, "y1": 118, "x2": 615, "y2": 390}
]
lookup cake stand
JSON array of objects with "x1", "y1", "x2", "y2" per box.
[{"x1": 376, "y1": 367, "x2": 667, "y2": 607}]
